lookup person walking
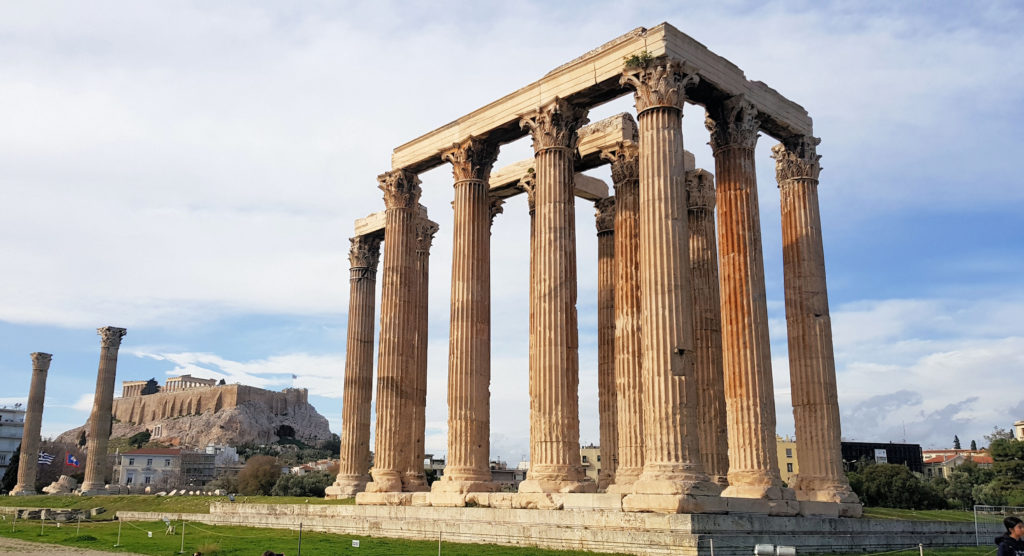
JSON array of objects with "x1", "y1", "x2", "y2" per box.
[{"x1": 995, "y1": 516, "x2": 1024, "y2": 556}]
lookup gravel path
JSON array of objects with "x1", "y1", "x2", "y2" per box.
[{"x1": 0, "y1": 536, "x2": 147, "y2": 555}]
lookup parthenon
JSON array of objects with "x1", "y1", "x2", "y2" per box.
[{"x1": 328, "y1": 22, "x2": 861, "y2": 517}]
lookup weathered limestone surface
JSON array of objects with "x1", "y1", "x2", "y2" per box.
[
  {"x1": 706, "y1": 96, "x2": 790, "y2": 506},
  {"x1": 366, "y1": 170, "x2": 421, "y2": 494},
  {"x1": 518, "y1": 98, "x2": 594, "y2": 494},
  {"x1": 435, "y1": 138, "x2": 500, "y2": 494},
  {"x1": 686, "y1": 169, "x2": 729, "y2": 486},
  {"x1": 620, "y1": 60, "x2": 720, "y2": 505},
  {"x1": 11, "y1": 352, "x2": 52, "y2": 496},
  {"x1": 328, "y1": 234, "x2": 382, "y2": 498},
  {"x1": 594, "y1": 197, "x2": 617, "y2": 491},
  {"x1": 772, "y1": 137, "x2": 860, "y2": 511},
  {"x1": 405, "y1": 218, "x2": 438, "y2": 492},
  {"x1": 80, "y1": 326, "x2": 126, "y2": 494}
]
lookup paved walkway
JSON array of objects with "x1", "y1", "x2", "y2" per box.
[{"x1": 0, "y1": 536, "x2": 147, "y2": 555}]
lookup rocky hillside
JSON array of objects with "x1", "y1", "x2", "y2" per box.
[{"x1": 57, "y1": 398, "x2": 332, "y2": 449}]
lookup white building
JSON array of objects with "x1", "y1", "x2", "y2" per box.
[{"x1": 0, "y1": 406, "x2": 26, "y2": 477}]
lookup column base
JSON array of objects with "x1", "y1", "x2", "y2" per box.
[
  {"x1": 431, "y1": 478, "x2": 500, "y2": 494},
  {"x1": 605, "y1": 467, "x2": 641, "y2": 494},
  {"x1": 324, "y1": 476, "x2": 368, "y2": 498},
  {"x1": 9, "y1": 486, "x2": 36, "y2": 496},
  {"x1": 364, "y1": 471, "x2": 403, "y2": 493},
  {"x1": 622, "y1": 493, "x2": 727, "y2": 514},
  {"x1": 721, "y1": 483, "x2": 796, "y2": 501},
  {"x1": 401, "y1": 474, "x2": 429, "y2": 492},
  {"x1": 631, "y1": 466, "x2": 723, "y2": 497},
  {"x1": 790, "y1": 475, "x2": 861, "y2": 505},
  {"x1": 518, "y1": 478, "x2": 597, "y2": 494}
]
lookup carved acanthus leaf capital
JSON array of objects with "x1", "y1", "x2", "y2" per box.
[
  {"x1": 685, "y1": 170, "x2": 716, "y2": 211},
  {"x1": 594, "y1": 197, "x2": 616, "y2": 234},
  {"x1": 488, "y1": 196, "x2": 505, "y2": 226},
  {"x1": 520, "y1": 171, "x2": 536, "y2": 212},
  {"x1": 520, "y1": 98, "x2": 589, "y2": 154},
  {"x1": 705, "y1": 95, "x2": 761, "y2": 152},
  {"x1": 600, "y1": 141, "x2": 639, "y2": 187},
  {"x1": 620, "y1": 58, "x2": 699, "y2": 114},
  {"x1": 415, "y1": 219, "x2": 440, "y2": 253},
  {"x1": 30, "y1": 352, "x2": 53, "y2": 371},
  {"x1": 771, "y1": 136, "x2": 822, "y2": 183},
  {"x1": 378, "y1": 169, "x2": 422, "y2": 210},
  {"x1": 98, "y1": 326, "x2": 127, "y2": 348},
  {"x1": 349, "y1": 234, "x2": 382, "y2": 269},
  {"x1": 442, "y1": 137, "x2": 499, "y2": 183}
]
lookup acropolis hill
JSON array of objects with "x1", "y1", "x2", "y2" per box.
[{"x1": 57, "y1": 374, "x2": 332, "y2": 449}]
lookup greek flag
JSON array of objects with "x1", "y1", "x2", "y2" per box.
[{"x1": 37, "y1": 452, "x2": 54, "y2": 465}]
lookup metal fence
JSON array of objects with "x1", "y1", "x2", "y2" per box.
[{"x1": 974, "y1": 504, "x2": 1024, "y2": 546}]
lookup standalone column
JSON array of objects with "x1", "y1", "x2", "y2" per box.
[
  {"x1": 686, "y1": 169, "x2": 729, "y2": 485},
  {"x1": 327, "y1": 234, "x2": 382, "y2": 498},
  {"x1": 594, "y1": 197, "x2": 617, "y2": 491},
  {"x1": 11, "y1": 352, "x2": 52, "y2": 496},
  {"x1": 405, "y1": 217, "x2": 438, "y2": 492},
  {"x1": 366, "y1": 169, "x2": 421, "y2": 493},
  {"x1": 80, "y1": 326, "x2": 126, "y2": 493},
  {"x1": 706, "y1": 96, "x2": 791, "y2": 506},
  {"x1": 621, "y1": 59, "x2": 721, "y2": 508},
  {"x1": 434, "y1": 138, "x2": 500, "y2": 493},
  {"x1": 518, "y1": 98, "x2": 593, "y2": 493},
  {"x1": 602, "y1": 143, "x2": 644, "y2": 494},
  {"x1": 772, "y1": 137, "x2": 861, "y2": 513}
]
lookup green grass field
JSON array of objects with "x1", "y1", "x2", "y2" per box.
[{"x1": 0, "y1": 494, "x2": 353, "y2": 518}]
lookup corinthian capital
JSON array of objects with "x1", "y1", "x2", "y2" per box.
[
  {"x1": 520, "y1": 171, "x2": 536, "y2": 213},
  {"x1": 98, "y1": 326, "x2": 127, "y2": 348},
  {"x1": 600, "y1": 141, "x2": 639, "y2": 187},
  {"x1": 705, "y1": 95, "x2": 760, "y2": 152},
  {"x1": 442, "y1": 137, "x2": 499, "y2": 183},
  {"x1": 685, "y1": 169, "x2": 716, "y2": 211},
  {"x1": 620, "y1": 58, "x2": 699, "y2": 114},
  {"x1": 349, "y1": 234, "x2": 382, "y2": 269},
  {"x1": 378, "y1": 169, "x2": 422, "y2": 210},
  {"x1": 594, "y1": 197, "x2": 616, "y2": 234},
  {"x1": 520, "y1": 98, "x2": 589, "y2": 154},
  {"x1": 771, "y1": 136, "x2": 822, "y2": 183},
  {"x1": 488, "y1": 196, "x2": 505, "y2": 227},
  {"x1": 30, "y1": 352, "x2": 53, "y2": 371},
  {"x1": 415, "y1": 219, "x2": 440, "y2": 254}
]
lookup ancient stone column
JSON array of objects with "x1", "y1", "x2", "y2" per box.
[
  {"x1": 11, "y1": 352, "x2": 52, "y2": 496},
  {"x1": 434, "y1": 138, "x2": 500, "y2": 493},
  {"x1": 326, "y1": 234, "x2": 382, "y2": 498},
  {"x1": 705, "y1": 95, "x2": 789, "y2": 503},
  {"x1": 602, "y1": 142, "x2": 644, "y2": 494},
  {"x1": 772, "y1": 136, "x2": 860, "y2": 511},
  {"x1": 518, "y1": 97, "x2": 593, "y2": 493},
  {"x1": 520, "y1": 175, "x2": 538, "y2": 472},
  {"x1": 80, "y1": 326, "x2": 127, "y2": 493},
  {"x1": 366, "y1": 169, "x2": 421, "y2": 493},
  {"x1": 686, "y1": 169, "x2": 729, "y2": 486},
  {"x1": 594, "y1": 197, "x2": 617, "y2": 491},
  {"x1": 620, "y1": 59, "x2": 721, "y2": 507},
  {"x1": 405, "y1": 217, "x2": 438, "y2": 492}
]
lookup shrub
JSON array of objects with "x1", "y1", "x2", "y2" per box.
[{"x1": 237, "y1": 455, "x2": 281, "y2": 495}]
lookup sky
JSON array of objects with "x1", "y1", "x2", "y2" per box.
[{"x1": 1, "y1": 1, "x2": 1023, "y2": 465}]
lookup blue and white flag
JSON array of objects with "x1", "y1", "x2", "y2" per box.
[
  {"x1": 66, "y1": 454, "x2": 80, "y2": 467},
  {"x1": 37, "y1": 452, "x2": 54, "y2": 465}
]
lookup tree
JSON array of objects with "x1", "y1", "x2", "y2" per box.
[
  {"x1": 847, "y1": 462, "x2": 946, "y2": 509},
  {"x1": 218, "y1": 379, "x2": 226, "y2": 385},
  {"x1": 141, "y1": 378, "x2": 160, "y2": 395},
  {"x1": 237, "y1": 455, "x2": 280, "y2": 495},
  {"x1": 985, "y1": 426, "x2": 1014, "y2": 446},
  {"x1": 971, "y1": 440, "x2": 978, "y2": 451},
  {"x1": 270, "y1": 471, "x2": 332, "y2": 497},
  {"x1": 77, "y1": 430, "x2": 87, "y2": 447},
  {"x1": 954, "y1": 435, "x2": 961, "y2": 450},
  {"x1": 128, "y1": 430, "x2": 151, "y2": 449},
  {"x1": 0, "y1": 443, "x2": 20, "y2": 493}
]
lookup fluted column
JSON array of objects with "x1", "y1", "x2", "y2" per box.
[
  {"x1": 520, "y1": 175, "x2": 538, "y2": 473},
  {"x1": 434, "y1": 138, "x2": 500, "y2": 493},
  {"x1": 594, "y1": 197, "x2": 617, "y2": 491},
  {"x1": 327, "y1": 234, "x2": 382, "y2": 498},
  {"x1": 404, "y1": 218, "x2": 438, "y2": 492},
  {"x1": 773, "y1": 137, "x2": 860, "y2": 509},
  {"x1": 366, "y1": 169, "x2": 421, "y2": 493},
  {"x1": 11, "y1": 352, "x2": 52, "y2": 496},
  {"x1": 686, "y1": 169, "x2": 729, "y2": 486},
  {"x1": 706, "y1": 96, "x2": 788, "y2": 501},
  {"x1": 602, "y1": 143, "x2": 644, "y2": 494},
  {"x1": 80, "y1": 326, "x2": 126, "y2": 493},
  {"x1": 621, "y1": 59, "x2": 720, "y2": 500},
  {"x1": 518, "y1": 97, "x2": 594, "y2": 493}
]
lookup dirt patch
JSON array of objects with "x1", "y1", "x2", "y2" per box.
[{"x1": 0, "y1": 536, "x2": 147, "y2": 555}]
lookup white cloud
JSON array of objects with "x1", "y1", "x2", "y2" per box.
[{"x1": 71, "y1": 393, "x2": 95, "y2": 412}]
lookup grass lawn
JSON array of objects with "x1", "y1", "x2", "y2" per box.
[
  {"x1": 0, "y1": 494, "x2": 353, "y2": 518},
  {"x1": 0, "y1": 519, "x2": 618, "y2": 555}
]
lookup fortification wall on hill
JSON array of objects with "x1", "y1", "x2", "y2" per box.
[{"x1": 112, "y1": 384, "x2": 308, "y2": 426}]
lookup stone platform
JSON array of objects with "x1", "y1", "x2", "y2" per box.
[{"x1": 117, "y1": 503, "x2": 998, "y2": 556}]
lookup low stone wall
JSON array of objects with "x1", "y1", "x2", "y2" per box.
[{"x1": 116, "y1": 503, "x2": 1000, "y2": 556}]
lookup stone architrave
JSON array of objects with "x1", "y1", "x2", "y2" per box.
[
  {"x1": 434, "y1": 138, "x2": 500, "y2": 493},
  {"x1": 705, "y1": 95, "x2": 791, "y2": 504},
  {"x1": 80, "y1": 326, "x2": 127, "y2": 493},
  {"x1": 772, "y1": 136, "x2": 860, "y2": 511},
  {"x1": 594, "y1": 196, "x2": 617, "y2": 491},
  {"x1": 406, "y1": 217, "x2": 438, "y2": 492},
  {"x1": 366, "y1": 169, "x2": 421, "y2": 494},
  {"x1": 517, "y1": 97, "x2": 594, "y2": 494},
  {"x1": 11, "y1": 352, "x2": 52, "y2": 496},
  {"x1": 619, "y1": 59, "x2": 722, "y2": 509},
  {"x1": 686, "y1": 169, "x2": 729, "y2": 486},
  {"x1": 601, "y1": 142, "x2": 644, "y2": 494},
  {"x1": 327, "y1": 234, "x2": 382, "y2": 498}
]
